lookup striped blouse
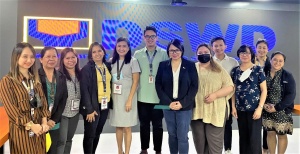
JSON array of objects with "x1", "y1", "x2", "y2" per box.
[{"x1": 0, "y1": 74, "x2": 50, "y2": 154}]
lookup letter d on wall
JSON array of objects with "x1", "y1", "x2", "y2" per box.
[
  {"x1": 102, "y1": 20, "x2": 143, "y2": 50},
  {"x1": 241, "y1": 25, "x2": 276, "y2": 51}
]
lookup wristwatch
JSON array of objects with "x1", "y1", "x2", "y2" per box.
[{"x1": 25, "y1": 121, "x2": 34, "y2": 130}]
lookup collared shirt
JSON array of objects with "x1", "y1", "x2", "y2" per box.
[
  {"x1": 213, "y1": 54, "x2": 239, "y2": 74},
  {"x1": 133, "y1": 46, "x2": 169, "y2": 103}
]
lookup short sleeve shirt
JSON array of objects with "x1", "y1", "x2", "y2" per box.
[{"x1": 231, "y1": 65, "x2": 266, "y2": 111}]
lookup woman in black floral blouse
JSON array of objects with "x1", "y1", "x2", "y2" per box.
[
  {"x1": 262, "y1": 51, "x2": 296, "y2": 154},
  {"x1": 231, "y1": 45, "x2": 267, "y2": 154}
]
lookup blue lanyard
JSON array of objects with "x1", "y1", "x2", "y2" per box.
[{"x1": 146, "y1": 50, "x2": 157, "y2": 76}]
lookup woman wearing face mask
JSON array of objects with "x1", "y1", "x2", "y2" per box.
[
  {"x1": 38, "y1": 47, "x2": 68, "y2": 154},
  {"x1": 262, "y1": 51, "x2": 295, "y2": 154},
  {"x1": 231, "y1": 45, "x2": 267, "y2": 154},
  {"x1": 191, "y1": 43, "x2": 234, "y2": 154},
  {"x1": 57, "y1": 48, "x2": 81, "y2": 154},
  {"x1": 0, "y1": 43, "x2": 50, "y2": 154},
  {"x1": 155, "y1": 39, "x2": 198, "y2": 154}
]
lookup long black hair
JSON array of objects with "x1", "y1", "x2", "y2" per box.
[{"x1": 59, "y1": 47, "x2": 80, "y2": 81}]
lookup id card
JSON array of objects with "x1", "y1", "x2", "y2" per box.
[
  {"x1": 31, "y1": 108, "x2": 35, "y2": 117},
  {"x1": 113, "y1": 83, "x2": 122, "y2": 95},
  {"x1": 29, "y1": 131, "x2": 34, "y2": 137},
  {"x1": 71, "y1": 99, "x2": 80, "y2": 111},
  {"x1": 149, "y1": 75, "x2": 154, "y2": 83},
  {"x1": 101, "y1": 97, "x2": 108, "y2": 110},
  {"x1": 49, "y1": 103, "x2": 54, "y2": 112}
]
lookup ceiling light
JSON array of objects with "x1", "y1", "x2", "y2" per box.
[
  {"x1": 171, "y1": 0, "x2": 187, "y2": 6},
  {"x1": 230, "y1": 2, "x2": 250, "y2": 7}
]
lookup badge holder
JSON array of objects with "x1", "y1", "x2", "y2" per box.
[
  {"x1": 113, "y1": 83, "x2": 122, "y2": 95},
  {"x1": 101, "y1": 97, "x2": 108, "y2": 110},
  {"x1": 71, "y1": 99, "x2": 80, "y2": 111},
  {"x1": 149, "y1": 75, "x2": 154, "y2": 83}
]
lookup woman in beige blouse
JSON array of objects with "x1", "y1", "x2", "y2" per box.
[{"x1": 191, "y1": 43, "x2": 234, "y2": 154}]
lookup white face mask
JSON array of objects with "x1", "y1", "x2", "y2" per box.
[{"x1": 239, "y1": 67, "x2": 252, "y2": 82}]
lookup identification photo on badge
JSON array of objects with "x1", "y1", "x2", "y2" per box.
[
  {"x1": 113, "y1": 83, "x2": 122, "y2": 95},
  {"x1": 101, "y1": 97, "x2": 108, "y2": 110},
  {"x1": 71, "y1": 99, "x2": 80, "y2": 111},
  {"x1": 149, "y1": 75, "x2": 154, "y2": 83}
]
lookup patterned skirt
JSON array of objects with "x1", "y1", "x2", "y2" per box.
[{"x1": 262, "y1": 110, "x2": 293, "y2": 135}]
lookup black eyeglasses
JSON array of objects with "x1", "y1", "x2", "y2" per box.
[
  {"x1": 144, "y1": 35, "x2": 157, "y2": 39},
  {"x1": 169, "y1": 49, "x2": 181, "y2": 54}
]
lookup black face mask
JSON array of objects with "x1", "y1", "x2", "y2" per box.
[{"x1": 198, "y1": 54, "x2": 211, "y2": 63}]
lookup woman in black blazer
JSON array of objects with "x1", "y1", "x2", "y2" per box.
[
  {"x1": 155, "y1": 39, "x2": 198, "y2": 154},
  {"x1": 38, "y1": 47, "x2": 68, "y2": 154},
  {"x1": 262, "y1": 51, "x2": 296, "y2": 154},
  {"x1": 80, "y1": 42, "x2": 112, "y2": 154}
]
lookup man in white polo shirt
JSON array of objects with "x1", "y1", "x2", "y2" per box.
[{"x1": 211, "y1": 37, "x2": 239, "y2": 154}]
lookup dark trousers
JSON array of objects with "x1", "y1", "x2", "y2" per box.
[
  {"x1": 237, "y1": 111, "x2": 262, "y2": 154},
  {"x1": 138, "y1": 102, "x2": 164, "y2": 152},
  {"x1": 47, "y1": 129, "x2": 60, "y2": 154},
  {"x1": 82, "y1": 105, "x2": 109, "y2": 154},
  {"x1": 263, "y1": 129, "x2": 268, "y2": 149},
  {"x1": 224, "y1": 99, "x2": 232, "y2": 150}
]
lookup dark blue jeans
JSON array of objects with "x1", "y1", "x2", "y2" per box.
[{"x1": 163, "y1": 109, "x2": 192, "y2": 154}]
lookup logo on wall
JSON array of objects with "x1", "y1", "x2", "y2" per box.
[{"x1": 23, "y1": 16, "x2": 93, "y2": 50}]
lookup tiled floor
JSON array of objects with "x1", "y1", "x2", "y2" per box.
[{"x1": 3, "y1": 129, "x2": 300, "y2": 154}]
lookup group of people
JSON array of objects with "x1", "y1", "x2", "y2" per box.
[{"x1": 0, "y1": 25, "x2": 296, "y2": 154}]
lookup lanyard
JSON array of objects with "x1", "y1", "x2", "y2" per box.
[
  {"x1": 146, "y1": 50, "x2": 157, "y2": 76},
  {"x1": 22, "y1": 79, "x2": 35, "y2": 119},
  {"x1": 117, "y1": 60, "x2": 125, "y2": 80},
  {"x1": 71, "y1": 76, "x2": 78, "y2": 95},
  {"x1": 95, "y1": 65, "x2": 106, "y2": 92},
  {"x1": 49, "y1": 75, "x2": 56, "y2": 103}
]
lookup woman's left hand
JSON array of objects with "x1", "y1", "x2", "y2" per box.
[
  {"x1": 125, "y1": 100, "x2": 132, "y2": 112},
  {"x1": 253, "y1": 108, "x2": 262, "y2": 120},
  {"x1": 41, "y1": 123, "x2": 49, "y2": 133},
  {"x1": 204, "y1": 93, "x2": 217, "y2": 103}
]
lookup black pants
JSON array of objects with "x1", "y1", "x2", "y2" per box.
[
  {"x1": 224, "y1": 99, "x2": 232, "y2": 150},
  {"x1": 263, "y1": 129, "x2": 268, "y2": 149},
  {"x1": 237, "y1": 111, "x2": 262, "y2": 154},
  {"x1": 138, "y1": 102, "x2": 164, "y2": 152},
  {"x1": 82, "y1": 105, "x2": 109, "y2": 154},
  {"x1": 47, "y1": 129, "x2": 60, "y2": 154}
]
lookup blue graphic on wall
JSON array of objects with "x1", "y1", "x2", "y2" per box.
[{"x1": 28, "y1": 19, "x2": 88, "y2": 47}]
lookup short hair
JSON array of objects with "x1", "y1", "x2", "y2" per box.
[
  {"x1": 112, "y1": 37, "x2": 132, "y2": 64},
  {"x1": 210, "y1": 37, "x2": 226, "y2": 46},
  {"x1": 237, "y1": 45, "x2": 255, "y2": 63},
  {"x1": 166, "y1": 39, "x2": 184, "y2": 57},
  {"x1": 256, "y1": 38, "x2": 269, "y2": 48},
  {"x1": 87, "y1": 42, "x2": 107, "y2": 63},
  {"x1": 271, "y1": 51, "x2": 286, "y2": 62},
  {"x1": 144, "y1": 26, "x2": 157, "y2": 35}
]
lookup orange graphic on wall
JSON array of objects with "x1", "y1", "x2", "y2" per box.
[{"x1": 37, "y1": 20, "x2": 80, "y2": 37}]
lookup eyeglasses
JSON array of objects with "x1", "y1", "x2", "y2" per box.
[
  {"x1": 144, "y1": 35, "x2": 157, "y2": 39},
  {"x1": 240, "y1": 52, "x2": 251, "y2": 56},
  {"x1": 169, "y1": 49, "x2": 181, "y2": 54}
]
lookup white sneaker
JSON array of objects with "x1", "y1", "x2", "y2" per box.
[{"x1": 225, "y1": 150, "x2": 232, "y2": 154}]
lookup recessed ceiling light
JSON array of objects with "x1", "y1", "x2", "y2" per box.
[{"x1": 230, "y1": 2, "x2": 250, "y2": 7}]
